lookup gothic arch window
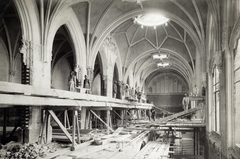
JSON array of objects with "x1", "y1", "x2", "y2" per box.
[
  {"x1": 212, "y1": 65, "x2": 220, "y2": 133},
  {"x1": 51, "y1": 26, "x2": 75, "y2": 91},
  {"x1": 92, "y1": 53, "x2": 103, "y2": 96},
  {"x1": 234, "y1": 39, "x2": 240, "y2": 143}
]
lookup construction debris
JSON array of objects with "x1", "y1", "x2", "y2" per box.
[{"x1": 0, "y1": 141, "x2": 60, "y2": 159}]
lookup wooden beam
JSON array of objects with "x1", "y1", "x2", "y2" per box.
[
  {"x1": 107, "y1": 110, "x2": 110, "y2": 134},
  {"x1": 0, "y1": 93, "x2": 153, "y2": 109},
  {"x1": 0, "y1": 81, "x2": 154, "y2": 110},
  {"x1": 76, "y1": 115, "x2": 81, "y2": 144},
  {"x1": 171, "y1": 155, "x2": 203, "y2": 159},
  {"x1": 0, "y1": 82, "x2": 127, "y2": 104},
  {"x1": 72, "y1": 110, "x2": 76, "y2": 150},
  {"x1": 0, "y1": 94, "x2": 108, "y2": 106},
  {"x1": 45, "y1": 111, "x2": 51, "y2": 144},
  {"x1": 64, "y1": 110, "x2": 70, "y2": 128},
  {"x1": 39, "y1": 110, "x2": 51, "y2": 144},
  {"x1": 87, "y1": 106, "x2": 112, "y2": 110},
  {"x1": 90, "y1": 110, "x2": 114, "y2": 132},
  {"x1": 113, "y1": 110, "x2": 123, "y2": 120},
  {"x1": 127, "y1": 110, "x2": 135, "y2": 119},
  {"x1": 48, "y1": 110, "x2": 72, "y2": 143},
  {"x1": 2, "y1": 108, "x2": 7, "y2": 144},
  {"x1": 149, "y1": 107, "x2": 202, "y2": 125}
]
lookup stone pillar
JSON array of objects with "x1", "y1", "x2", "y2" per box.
[
  {"x1": 120, "y1": 110, "x2": 124, "y2": 126},
  {"x1": 107, "y1": 74, "x2": 113, "y2": 98},
  {"x1": 28, "y1": 106, "x2": 42, "y2": 143},
  {"x1": 8, "y1": 70, "x2": 15, "y2": 82},
  {"x1": 19, "y1": 39, "x2": 51, "y2": 88},
  {"x1": 81, "y1": 107, "x2": 87, "y2": 129},
  {"x1": 117, "y1": 81, "x2": 123, "y2": 99},
  {"x1": 101, "y1": 74, "x2": 107, "y2": 96},
  {"x1": 107, "y1": 110, "x2": 110, "y2": 134},
  {"x1": 87, "y1": 67, "x2": 94, "y2": 93}
]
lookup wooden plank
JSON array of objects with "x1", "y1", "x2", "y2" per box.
[
  {"x1": 0, "y1": 81, "x2": 124, "y2": 103},
  {"x1": 76, "y1": 115, "x2": 81, "y2": 144},
  {"x1": 149, "y1": 107, "x2": 201, "y2": 125},
  {"x1": 52, "y1": 135, "x2": 91, "y2": 142},
  {"x1": 113, "y1": 110, "x2": 123, "y2": 120},
  {"x1": 48, "y1": 110, "x2": 72, "y2": 143},
  {"x1": 0, "y1": 93, "x2": 153, "y2": 109},
  {"x1": 112, "y1": 127, "x2": 124, "y2": 136},
  {"x1": 0, "y1": 81, "x2": 154, "y2": 109},
  {"x1": 147, "y1": 143, "x2": 164, "y2": 159},
  {"x1": 87, "y1": 106, "x2": 112, "y2": 110},
  {"x1": 132, "y1": 141, "x2": 159, "y2": 159},
  {"x1": 107, "y1": 110, "x2": 111, "y2": 134},
  {"x1": 52, "y1": 129, "x2": 93, "y2": 134},
  {"x1": 109, "y1": 134, "x2": 131, "y2": 143},
  {"x1": 68, "y1": 144, "x2": 113, "y2": 158},
  {"x1": 162, "y1": 142, "x2": 171, "y2": 159},
  {"x1": 171, "y1": 155, "x2": 203, "y2": 159},
  {"x1": 0, "y1": 94, "x2": 101, "y2": 106},
  {"x1": 39, "y1": 112, "x2": 48, "y2": 144},
  {"x1": 147, "y1": 142, "x2": 170, "y2": 159},
  {"x1": 45, "y1": 139, "x2": 94, "y2": 159},
  {"x1": 72, "y1": 110, "x2": 76, "y2": 149}
]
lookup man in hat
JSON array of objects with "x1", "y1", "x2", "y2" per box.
[{"x1": 182, "y1": 94, "x2": 190, "y2": 111}]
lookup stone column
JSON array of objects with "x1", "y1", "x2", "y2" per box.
[
  {"x1": 107, "y1": 73, "x2": 113, "y2": 98},
  {"x1": 117, "y1": 81, "x2": 123, "y2": 99},
  {"x1": 81, "y1": 107, "x2": 87, "y2": 129},
  {"x1": 107, "y1": 110, "x2": 111, "y2": 134},
  {"x1": 120, "y1": 110, "x2": 124, "y2": 126},
  {"x1": 87, "y1": 67, "x2": 94, "y2": 93},
  {"x1": 101, "y1": 74, "x2": 107, "y2": 96},
  {"x1": 28, "y1": 106, "x2": 43, "y2": 143}
]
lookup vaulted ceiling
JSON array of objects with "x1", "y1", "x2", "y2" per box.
[
  {"x1": 71, "y1": 0, "x2": 208, "y2": 86},
  {"x1": 0, "y1": 0, "x2": 209, "y2": 88}
]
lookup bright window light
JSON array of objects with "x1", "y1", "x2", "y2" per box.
[
  {"x1": 152, "y1": 54, "x2": 169, "y2": 60},
  {"x1": 157, "y1": 62, "x2": 170, "y2": 67},
  {"x1": 134, "y1": 13, "x2": 169, "y2": 27}
]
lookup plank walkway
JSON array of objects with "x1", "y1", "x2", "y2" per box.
[
  {"x1": 150, "y1": 107, "x2": 201, "y2": 125},
  {"x1": 133, "y1": 141, "x2": 170, "y2": 159}
]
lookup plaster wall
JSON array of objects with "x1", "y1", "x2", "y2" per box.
[
  {"x1": 0, "y1": 46, "x2": 9, "y2": 82},
  {"x1": 92, "y1": 74, "x2": 101, "y2": 95},
  {"x1": 12, "y1": 54, "x2": 22, "y2": 84},
  {"x1": 147, "y1": 94, "x2": 184, "y2": 113},
  {"x1": 0, "y1": 40, "x2": 22, "y2": 83},
  {"x1": 52, "y1": 58, "x2": 71, "y2": 90}
]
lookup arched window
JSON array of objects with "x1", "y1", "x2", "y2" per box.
[
  {"x1": 212, "y1": 65, "x2": 220, "y2": 133},
  {"x1": 234, "y1": 39, "x2": 240, "y2": 143}
]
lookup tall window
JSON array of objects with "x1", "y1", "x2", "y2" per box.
[
  {"x1": 213, "y1": 66, "x2": 220, "y2": 133},
  {"x1": 234, "y1": 39, "x2": 240, "y2": 143}
]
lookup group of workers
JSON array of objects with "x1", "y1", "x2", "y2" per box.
[{"x1": 146, "y1": 108, "x2": 156, "y2": 121}]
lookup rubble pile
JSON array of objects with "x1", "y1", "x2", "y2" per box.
[{"x1": 0, "y1": 142, "x2": 58, "y2": 159}]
